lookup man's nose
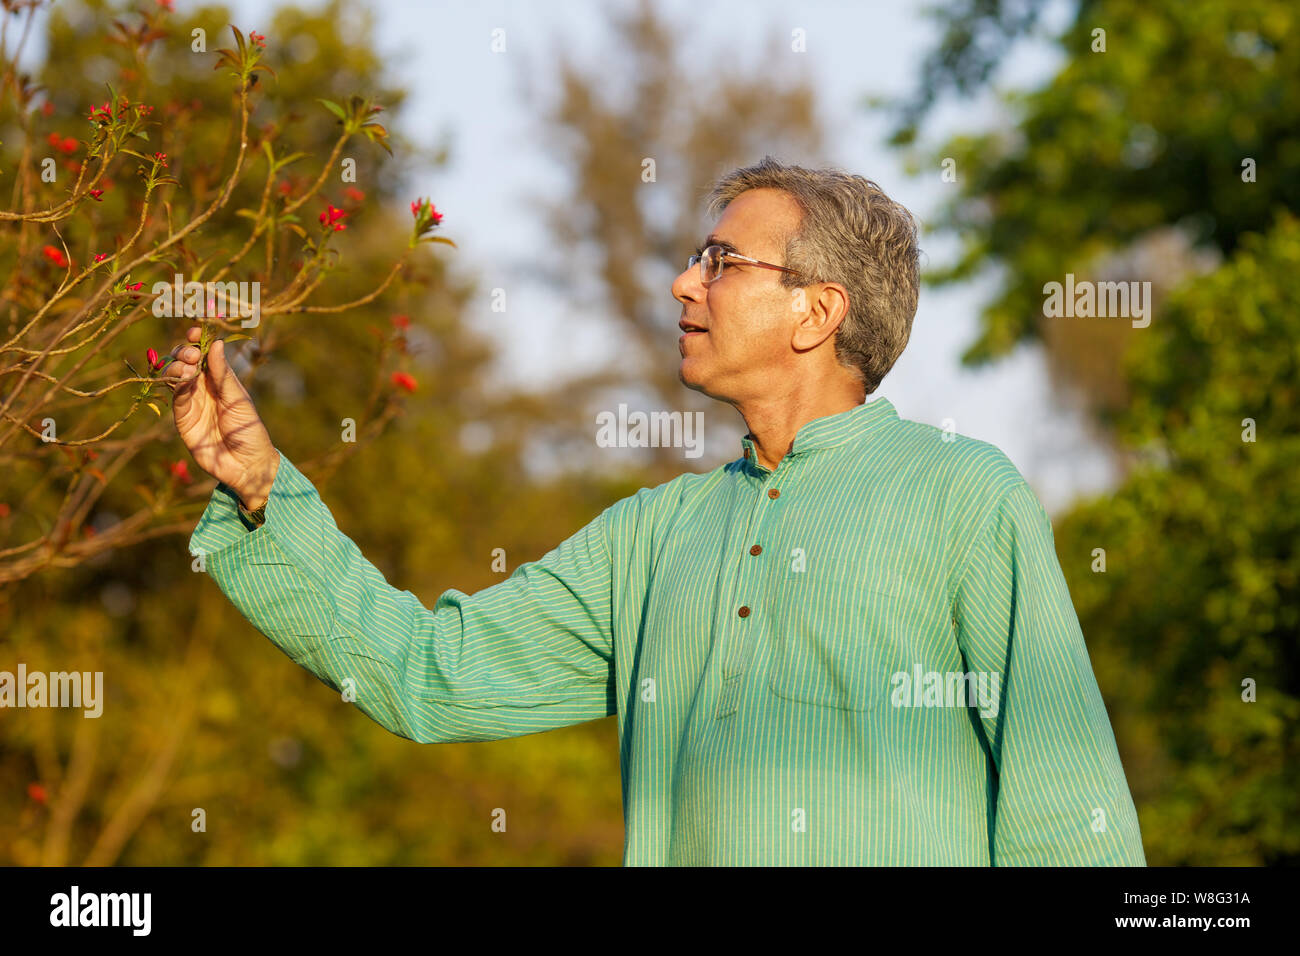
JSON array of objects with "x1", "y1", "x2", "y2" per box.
[{"x1": 672, "y1": 264, "x2": 704, "y2": 305}]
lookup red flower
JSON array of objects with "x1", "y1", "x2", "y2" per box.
[
  {"x1": 147, "y1": 347, "x2": 165, "y2": 370},
  {"x1": 170, "y1": 460, "x2": 193, "y2": 484},
  {"x1": 249, "y1": 31, "x2": 267, "y2": 48},
  {"x1": 28, "y1": 783, "x2": 47, "y2": 804},
  {"x1": 42, "y1": 245, "x2": 69, "y2": 268},
  {"x1": 344, "y1": 186, "x2": 365, "y2": 202},
  {"x1": 126, "y1": 281, "x2": 144, "y2": 292},
  {"x1": 411, "y1": 197, "x2": 443, "y2": 224},
  {"x1": 46, "y1": 131, "x2": 60, "y2": 148},
  {"x1": 390, "y1": 314, "x2": 410, "y2": 329},
  {"x1": 391, "y1": 371, "x2": 418, "y2": 393},
  {"x1": 319, "y1": 203, "x2": 347, "y2": 230},
  {"x1": 158, "y1": 0, "x2": 174, "y2": 11},
  {"x1": 153, "y1": 152, "x2": 168, "y2": 168},
  {"x1": 277, "y1": 179, "x2": 293, "y2": 196},
  {"x1": 41, "y1": 102, "x2": 54, "y2": 116},
  {"x1": 89, "y1": 188, "x2": 105, "y2": 201},
  {"x1": 0, "y1": 503, "x2": 10, "y2": 519},
  {"x1": 93, "y1": 253, "x2": 108, "y2": 264}
]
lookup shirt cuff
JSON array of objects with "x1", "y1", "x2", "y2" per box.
[{"x1": 188, "y1": 450, "x2": 300, "y2": 557}]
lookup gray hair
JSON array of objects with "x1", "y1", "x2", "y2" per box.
[{"x1": 705, "y1": 156, "x2": 920, "y2": 393}]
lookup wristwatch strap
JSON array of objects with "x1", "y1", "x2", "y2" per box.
[{"x1": 237, "y1": 497, "x2": 266, "y2": 530}]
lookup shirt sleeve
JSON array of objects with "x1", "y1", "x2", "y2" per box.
[
  {"x1": 952, "y1": 479, "x2": 1146, "y2": 866},
  {"x1": 188, "y1": 451, "x2": 617, "y2": 744}
]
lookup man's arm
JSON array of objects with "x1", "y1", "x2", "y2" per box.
[
  {"x1": 952, "y1": 479, "x2": 1146, "y2": 865},
  {"x1": 164, "y1": 328, "x2": 615, "y2": 744},
  {"x1": 191, "y1": 453, "x2": 616, "y2": 743}
]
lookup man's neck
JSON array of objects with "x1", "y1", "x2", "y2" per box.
[{"x1": 737, "y1": 382, "x2": 866, "y2": 471}]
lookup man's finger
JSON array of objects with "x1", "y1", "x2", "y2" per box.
[
  {"x1": 205, "y1": 338, "x2": 248, "y2": 404},
  {"x1": 163, "y1": 360, "x2": 199, "y2": 384}
]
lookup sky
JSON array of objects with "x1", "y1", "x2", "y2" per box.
[{"x1": 40, "y1": 0, "x2": 1109, "y2": 512}]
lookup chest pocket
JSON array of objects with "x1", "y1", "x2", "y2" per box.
[{"x1": 766, "y1": 567, "x2": 937, "y2": 712}]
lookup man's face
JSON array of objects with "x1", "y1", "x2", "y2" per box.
[{"x1": 672, "y1": 188, "x2": 805, "y2": 403}]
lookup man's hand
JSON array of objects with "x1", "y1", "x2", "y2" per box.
[{"x1": 164, "y1": 326, "x2": 279, "y2": 510}]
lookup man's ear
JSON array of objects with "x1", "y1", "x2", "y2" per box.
[{"x1": 790, "y1": 282, "x2": 849, "y2": 352}]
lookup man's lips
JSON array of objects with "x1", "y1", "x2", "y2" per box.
[{"x1": 678, "y1": 319, "x2": 707, "y2": 334}]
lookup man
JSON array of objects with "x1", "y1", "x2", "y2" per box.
[{"x1": 167, "y1": 156, "x2": 1146, "y2": 866}]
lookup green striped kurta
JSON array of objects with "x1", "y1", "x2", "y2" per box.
[{"x1": 190, "y1": 395, "x2": 1146, "y2": 865}]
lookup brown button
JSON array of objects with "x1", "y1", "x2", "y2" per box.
[
  {"x1": 737, "y1": 606, "x2": 750, "y2": 618},
  {"x1": 743, "y1": 448, "x2": 750, "y2": 458},
  {"x1": 767, "y1": 488, "x2": 780, "y2": 499},
  {"x1": 749, "y1": 544, "x2": 762, "y2": 556}
]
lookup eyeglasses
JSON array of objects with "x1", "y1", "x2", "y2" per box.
[{"x1": 687, "y1": 244, "x2": 806, "y2": 285}]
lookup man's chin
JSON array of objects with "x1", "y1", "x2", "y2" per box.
[{"x1": 678, "y1": 362, "x2": 720, "y2": 400}]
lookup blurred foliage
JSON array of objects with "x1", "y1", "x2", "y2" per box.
[
  {"x1": 897, "y1": 0, "x2": 1299, "y2": 863},
  {"x1": 898, "y1": 0, "x2": 1300, "y2": 373}
]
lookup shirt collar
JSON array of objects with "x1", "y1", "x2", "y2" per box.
[{"x1": 740, "y1": 395, "x2": 899, "y2": 466}]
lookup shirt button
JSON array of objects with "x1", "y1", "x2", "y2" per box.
[
  {"x1": 738, "y1": 606, "x2": 751, "y2": 618},
  {"x1": 743, "y1": 448, "x2": 750, "y2": 458},
  {"x1": 749, "y1": 544, "x2": 762, "y2": 556},
  {"x1": 767, "y1": 488, "x2": 780, "y2": 499}
]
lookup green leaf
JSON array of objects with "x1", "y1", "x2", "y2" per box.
[
  {"x1": 420, "y1": 236, "x2": 457, "y2": 247},
  {"x1": 317, "y1": 98, "x2": 346, "y2": 121}
]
